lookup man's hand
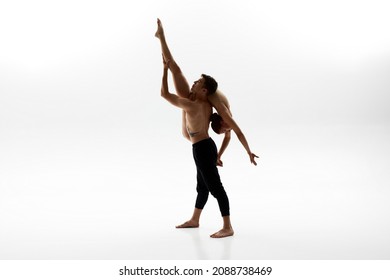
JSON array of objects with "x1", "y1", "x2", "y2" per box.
[{"x1": 249, "y1": 153, "x2": 259, "y2": 166}]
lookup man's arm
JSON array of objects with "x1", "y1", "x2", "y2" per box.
[{"x1": 161, "y1": 63, "x2": 192, "y2": 111}]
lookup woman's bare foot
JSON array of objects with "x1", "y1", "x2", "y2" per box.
[
  {"x1": 155, "y1": 18, "x2": 164, "y2": 39},
  {"x1": 210, "y1": 228, "x2": 234, "y2": 238},
  {"x1": 176, "y1": 220, "x2": 199, "y2": 228}
]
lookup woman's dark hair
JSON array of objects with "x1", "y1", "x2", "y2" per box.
[
  {"x1": 210, "y1": 113, "x2": 223, "y2": 134},
  {"x1": 201, "y1": 74, "x2": 218, "y2": 95}
]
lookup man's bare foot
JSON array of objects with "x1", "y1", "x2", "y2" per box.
[
  {"x1": 155, "y1": 18, "x2": 164, "y2": 39},
  {"x1": 210, "y1": 228, "x2": 234, "y2": 238},
  {"x1": 176, "y1": 220, "x2": 199, "y2": 228}
]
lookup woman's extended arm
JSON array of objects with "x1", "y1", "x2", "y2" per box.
[
  {"x1": 217, "y1": 130, "x2": 231, "y2": 166},
  {"x1": 216, "y1": 103, "x2": 258, "y2": 165}
]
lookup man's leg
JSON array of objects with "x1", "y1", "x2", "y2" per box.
[
  {"x1": 196, "y1": 139, "x2": 234, "y2": 238},
  {"x1": 210, "y1": 216, "x2": 233, "y2": 238},
  {"x1": 199, "y1": 166, "x2": 234, "y2": 238},
  {"x1": 176, "y1": 165, "x2": 209, "y2": 228},
  {"x1": 176, "y1": 208, "x2": 202, "y2": 228},
  {"x1": 155, "y1": 18, "x2": 191, "y2": 99}
]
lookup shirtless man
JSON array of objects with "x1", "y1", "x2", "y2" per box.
[
  {"x1": 185, "y1": 91, "x2": 231, "y2": 166},
  {"x1": 160, "y1": 57, "x2": 233, "y2": 238},
  {"x1": 155, "y1": 18, "x2": 258, "y2": 166}
]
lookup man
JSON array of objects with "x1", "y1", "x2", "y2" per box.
[
  {"x1": 160, "y1": 57, "x2": 233, "y2": 238},
  {"x1": 155, "y1": 18, "x2": 258, "y2": 166}
]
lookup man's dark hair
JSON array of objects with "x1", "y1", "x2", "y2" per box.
[
  {"x1": 201, "y1": 74, "x2": 218, "y2": 95},
  {"x1": 210, "y1": 113, "x2": 223, "y2": 134}
]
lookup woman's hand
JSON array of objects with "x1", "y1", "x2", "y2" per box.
[{"x1": 249, "y1": 153, "x2": 259, "y2": 166}]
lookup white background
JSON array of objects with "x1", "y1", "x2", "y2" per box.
[{"x1": 1, "y1": 0, "x2": 390, "y2": 259}]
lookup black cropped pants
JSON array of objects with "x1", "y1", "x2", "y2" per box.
[{"x1": 192, "y1": 138, "x2": 230, "y2": 216}]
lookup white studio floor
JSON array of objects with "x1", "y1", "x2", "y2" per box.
[{"x1": 1, "y1": 124, "x2": 390, "y2": 260}]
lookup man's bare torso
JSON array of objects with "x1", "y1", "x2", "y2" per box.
[{"x1": 185, "y1": 99, "x2": 212, "y2": 144}]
